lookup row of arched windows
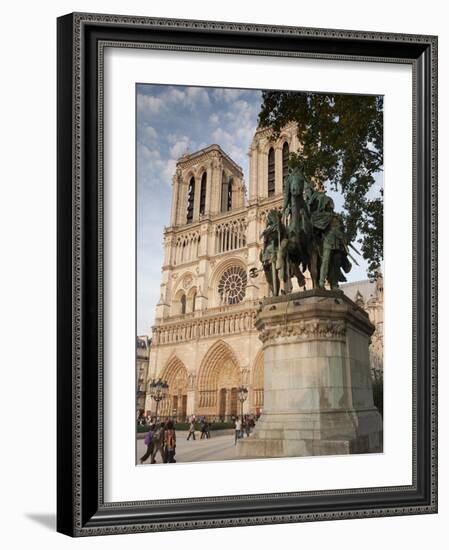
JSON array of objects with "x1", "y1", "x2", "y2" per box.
[
  {"x1": 267, "y1": 141, "x2": 290, "y2": 197},
  {"x1": 174, "y1": 288, "x2": 197, "y2": 315},
  {"x1": 214, "y1": 219, "x2": 247, "y2": 254},
  {"x1": 186, "y1": 170, "x2": 236, "y2": 224},
  {"x1": 186, "y1": 173, "x2": 208, "y2": 224},
  {"x1": 174, "y1": 233, "x2": 200, "y2": 265},
  {"x1": 186, "y1": 177, "x2": 195, "y2": 224},
  {"x1": 221, "y1": 172, "x2": 233, "y2": 213},
  {"x1": 186, "y1": 172, "x2": 207, "y2": 223}
]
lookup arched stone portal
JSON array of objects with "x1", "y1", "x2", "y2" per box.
[
  {"x1": 158, "y1": 356, "x2": 189, "y2": 421},
  {"x1": 197, "y1": 340, "x2": 241, "y2": 420},
  {"x1": 252, "y1": 350, "x2": 264, "y2": 414}
]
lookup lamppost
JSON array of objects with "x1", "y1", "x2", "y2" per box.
[
  {"x1": 237, "y1": 385, "x2": 248, "y2": 423},
  {"x1": 148, "y1": 378, "x2": 169, "y2": 420}
]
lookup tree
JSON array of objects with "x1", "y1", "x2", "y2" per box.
[{"x1": 258, "y1": 91, "x2": 383, "y2": 278}]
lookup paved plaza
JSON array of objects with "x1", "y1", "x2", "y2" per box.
[{"x1": 137, "y1": 432, "x2": 248, "y2": 465}]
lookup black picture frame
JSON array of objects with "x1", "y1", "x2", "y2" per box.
[{"x1": 57, "y1": 12, "x2": 438, "y2": 537}]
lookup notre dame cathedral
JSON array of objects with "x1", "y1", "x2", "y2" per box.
[{"x1": 141, "y1": 123, "x2": 383, "y2": 421}]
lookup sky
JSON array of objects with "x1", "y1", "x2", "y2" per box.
[{"x1": 136, "y1": 84, "x2": 382, "y2": 336}]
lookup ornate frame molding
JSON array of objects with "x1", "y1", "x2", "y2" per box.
[{"x1": 57, "y1": 12, "x2": 437, "y2": 537}]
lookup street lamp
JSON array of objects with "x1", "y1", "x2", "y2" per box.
[
  {"x1": 237, "y1": 385, "x2": 248, "y2": 422},
  {"x1": 148, "y1": 378, "x2": 169, "y2": 420}
]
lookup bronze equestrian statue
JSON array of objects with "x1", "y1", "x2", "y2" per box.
[{"x1": 259, "y1": 157, "x2": 355, "y2": 294}]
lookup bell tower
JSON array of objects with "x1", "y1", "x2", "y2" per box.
[
  {"x1": 154, "y1": 145, "x2": 245, "y2": 321},
  {"x1": 169, "y1": 145, "x2": 244, "y2": 227}
]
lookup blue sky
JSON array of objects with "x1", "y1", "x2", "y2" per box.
[{"x1": 136, "y1": 84, "x2": 381, "y2": 335}]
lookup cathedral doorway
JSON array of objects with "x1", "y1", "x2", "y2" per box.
[
  {"x1": 159, "y1": 357, "x2": 189, "y2": 421},
  {"x1": 218, "y1": 388, "x2": 226, "y2": 419},
  {"x1": 197, "y1": 341, "x2": 241, "y2": 420}
]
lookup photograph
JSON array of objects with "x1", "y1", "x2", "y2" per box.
[{"x1": 135, "y1": 84, "x2": 385, "y2": 465}]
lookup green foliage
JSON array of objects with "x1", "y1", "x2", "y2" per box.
[{"x1": 258, "y1": 91, "x2": 384, "y2": 277}]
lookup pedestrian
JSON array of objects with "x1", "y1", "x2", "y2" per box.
[
  {"x1": 234, "y1": 416, "x2": 242, "y2": 445},
  {"x1": 150, "y1": 422, "x2": 166, "y2": 463},
  {"x1": 206, "y1": 419, "x2": 211, "y2": 439},
  {"x1": 164, "y1": 420, "x2": 177, "y2": 463},
  {"x1": 245, "y1": 416, "x2": 252, "y2": 437},
  {"x1": 187, "y1": 419, "x2": 196, "y2": 440},
  {"x1": 139, "y1": 427, "x2": 154, "y2": 464},
  {"x1": 200, "y1": 418, "x2": 207, "y2": 439}
]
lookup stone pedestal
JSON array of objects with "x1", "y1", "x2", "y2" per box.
[{"x1": 237, "y1": 289, "x2": 383, "y2": 458}]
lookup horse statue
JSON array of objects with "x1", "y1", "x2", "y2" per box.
[
  {"x1": 282, "y1": 163, "x2": 321, "y2": 288},
  {"x1": 259, "y1": 157, "x2": 356, "y2": 295},
  {"x1": 259, "y1": 207, "x2": 308, "y2": 296}
]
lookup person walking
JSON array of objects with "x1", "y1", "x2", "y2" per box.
[
  {"x1": 200, "y1": 418, "x2": 207, "y2": 439},
  {"x1": 187, "y1": 419, "x2": 196, "y2": 440},
  {"x1": 164, "y1": 420, "x2": 177, "y2": 463},
  {"x1": 243, "y1": 416, "x2": 249, "y2": 437},
  {"x1": 150, "y1": 422, "x2": 166, "y2": 463},
  {"x1": 234, "y1": 416, "x2": 242, "y2": 445},
  {"x1": 139, "y1": 427, "x2": 154, "y2": 464}
]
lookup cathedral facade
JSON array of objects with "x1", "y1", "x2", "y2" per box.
[{"x1": 143, "y1": 123, "x2": 383, "y2": 421}]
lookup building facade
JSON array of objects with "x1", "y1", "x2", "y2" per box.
[
  {"x1": 143, "y1": 124, "x2": 383, "y2": 420},
  {"x1": 342, "y1": 276, "x2": 384, "y2": 377},
  {"x1": 136, "y1": 336, "x2": 150, "y2": 415}
]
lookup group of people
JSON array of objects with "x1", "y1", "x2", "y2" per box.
[
  {"x1": 234, "y1": 415, "x2": 256, "y2": 444},
  {"x1": 139, "y1": 420, "x2": 177, "y2": 464},
  {"x1": 139, "y1": 414, "x2": 259, "y2": 463},
  {"x1": 186, "y1": 416, "x2": 211, "y2": 440}
]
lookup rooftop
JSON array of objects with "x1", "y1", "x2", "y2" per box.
[{"x1": 176, "y1": 144, "x2": 243, "y2": 176}]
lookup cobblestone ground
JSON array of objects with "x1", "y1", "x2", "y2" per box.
[{"x1": 137, "y1": 432, "x2": 252, "y2": 465}]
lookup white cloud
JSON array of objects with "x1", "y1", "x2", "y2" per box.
[
  {"x1": 137, "y1": 93, "x2": 164, "y2": 114},
  {"x1": 212, "y1": 88, "x2": 244, "y2": 103},
  {"x1": 211, "y1": 126, "x2": 233, "y2": 145},
  {"x1": 186, "y1": 87, "x2": 211, "y2": 107},
  {"x1": 163, "y1": 86, "x2": 211, "y2": 111},
  {"x1": 142, "y1": 125, "x2": 158, "y2": 145},
  {"x1": 138, "y1": 143, "x2": 160, "y2": 162},
  {"x1": 209, "y1": 113, "x2": 220, "y2": 125},
  {"x1": 166, "y1": 87, "x2": 186, "y2": 104},
  {"x1": 170, "y1": 137, "x2": 191, "y2": 158}
]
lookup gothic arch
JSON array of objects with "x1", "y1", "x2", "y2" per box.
[
  {"x1": 183, "y1": 169, "x2": 196, "y2": 183},
  {"x1": 195, "y1": 164, "x2": 208, "y2": 178},
  {"x1": 277, "y1": 131, "x2": 292, "y2": 145},
  {"x1": 261, "y1": 139, "x2": 276, "y2": 155},
  {"x1": 267, "y1": 147, "x2": 275, "y2": 196},
  {"x1": 160, "y1": 355, "x2": 187, "y2": 385},
  {"x1": 158, "y1": 356, "x2": 189, "y2": 420},
  {"x1": 197, "y1": 340, "x2": 242, "y2": 419},
  {"x1": 198, "y1": 340, "x2": 240, "y2": 390},
  {"x1": 171, "y1": 271, "x2": 195, "y2": 295},
  {"x1": 252, "y1": 349, "x2": 265, "y2": 412},
  {"x1": 252, "y1": 349, "x2": 264, "y2": 387},
  {"x1": 173, "y1": 288, "x2": 187, "y2": 315},
  {"x1": 187, "y1": 286, "x2": 198, "y2": 313}
]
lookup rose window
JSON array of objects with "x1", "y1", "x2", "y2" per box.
[{"x1": 218, "y1": 266, "x2": 247, "y2": 305}]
